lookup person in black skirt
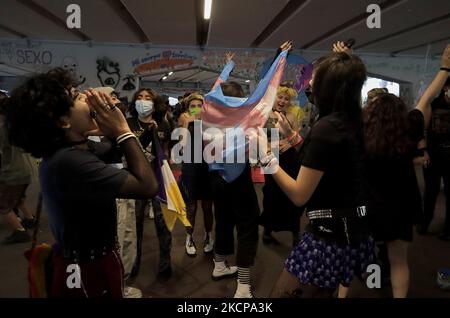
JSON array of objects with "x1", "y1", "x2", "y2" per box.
[
  {"x1": 362, "y1": 45, "x2": 450, "y2": 298},
  {"x1": 420, "y1": 75, "x2": 450, "y2": 240},
  {"x1": 265, "y1": 51, "x2": 374, "y2": 298},
  {"x1": 260, "y1": 84, "x2": 304, "y2": 247}
]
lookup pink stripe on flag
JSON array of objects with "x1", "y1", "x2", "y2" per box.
[{"x1": 201, "y1": 101, "x2": 259, "y2": 127}]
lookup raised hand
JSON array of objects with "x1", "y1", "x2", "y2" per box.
[
  {"x1": 441, "y1": 44, "x2": 450, "y2": 68},
  {"x1": 273, "y1": 111, "x2": 295, "y2": 138},
  {"x1": 332, "y1": 41, "x2": 353, "y2": 54},
  {"x1": 280, "y1": 41, "x2": 293, "y2": 52},
  {"x1": 85, "y1": 88, "x2": 131, "y2": 139},
  {"x1": 225, "y1": 52, "x2": 235, "y2": 63},
  {"x1": 280, "y1": 41, "x2": 293, "y2": 51},
  {"x1": 179, "y1": 112, "x2": 195, "y2": 128}
]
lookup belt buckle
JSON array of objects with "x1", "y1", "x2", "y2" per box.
[{"x1": 357, "y1": 206, "x2": 367, "y2": 217}]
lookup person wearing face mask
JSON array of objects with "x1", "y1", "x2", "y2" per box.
[
  {"x1": 126, "y1": 88, "x2": 173, "y2": 281},
  {"x1": 85, "y1": 87, "x2": 141, "y2": 298},
  {"x1": 178, "y1": 93, "x2": 214, "y2": 257},
  {"x1": 419, "y1": 76, "x2": 450, "y2": 240}
]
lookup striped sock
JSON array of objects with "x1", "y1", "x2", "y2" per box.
[
  {"x1": 214, "y1": 254, "x2": 226, "y2": 263},
  {"x1": 238, "y1": 267, "x2": 251, "y2": 285}
]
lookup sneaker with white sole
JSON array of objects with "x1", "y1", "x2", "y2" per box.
[
  {"x1": 149, "y1": 203, "x2": 154, "y2": 219},
  {"x1": 185, "y1": 235, "x2": 197, "y2": 257},
  {"x1": 234, "y1": 280, "x2": 254, "y2": 298},
  {"x1": 212, "y1": 260, "x2": 237, "y2": 280},
  {"x1": 124, "y1": 286, "x2": 142, "y2": 298},
  {"x1": 203, "y1": 232, "x2": 214, "y2": 254}
]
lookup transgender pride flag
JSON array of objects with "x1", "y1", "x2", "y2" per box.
[{"x1": 201, "y1": 50, "x2": 288, "y2": 183}]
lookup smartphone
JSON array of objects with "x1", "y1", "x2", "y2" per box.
[{"x1": 344, "y1": 39, "x2": 356, "y2": 49}]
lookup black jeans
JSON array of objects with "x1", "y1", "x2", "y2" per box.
[
  {"x1": 422, "y1": 148, "x2": 450, "y2": 233},
  {"x1": 211, "y1": 165, "x2": 260, "y2": 268},
  {"x1": 131, "y1": 198, "x2": 172, "y2": 278}
]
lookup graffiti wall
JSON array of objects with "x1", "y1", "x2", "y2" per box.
[{"x1": 0, "y1": 38, "x2": 443, "y2": 105}]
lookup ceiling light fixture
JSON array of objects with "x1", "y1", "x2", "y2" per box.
[
  {"x1": 162, "y1": 76, "x2": 168, "y2": 80},
  {"x1": 245, "y1": 80, "x2": 251, "y2": 83},
  {"x1": 204, "y1": 0, "x2": 212, "y2": 20},
  {"x1": 168, "y1": 71, "x2": 174, "y2": 76}
]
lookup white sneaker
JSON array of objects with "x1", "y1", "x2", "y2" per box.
[
  {"x1": 185, "y1": 235, "x2": 197, "y2": 257},
  {"x1": 234, "y1": 280, "x2": 254, "y2": 298},
  {"x1": 203, "y1": 232, "x2": 214, "y2": 254},
  {"x1": 212, "y1": 260, "x2": 237, "y2": 280},
  {"x1": 124, "y1": 286, "x2": 142, "y2": 298},
  {"x1": 149, "y1": 203, "x2": 154, "y2": 219}
]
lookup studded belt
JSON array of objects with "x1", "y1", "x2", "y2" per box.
[{"x1": 306, "y1": 206, "x2": 367, "y2": 220}]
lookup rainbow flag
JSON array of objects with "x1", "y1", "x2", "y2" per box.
[
  {"x1": 25, "y1": 243, "x2": 53, "y2": 298},
  {"x1": 201, "y1": 50, "x2": 288, "y2": 182},
  {"x1": 152, "y1": 132, "x2": 191, "y2": 231}
]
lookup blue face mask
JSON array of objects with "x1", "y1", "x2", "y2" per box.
[{"x1": 135, "y1": 100, "x2": 154, "y2": 117}]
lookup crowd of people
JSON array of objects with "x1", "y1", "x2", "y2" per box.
[{"x1": 0, "y1": 41, "x2": 449, "y2": 298}]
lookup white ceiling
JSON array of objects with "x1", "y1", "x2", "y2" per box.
[{"x1": 0, "y1": 0, "x2": 449, "y2": 56}]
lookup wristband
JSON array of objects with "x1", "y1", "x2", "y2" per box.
[
  {"x1": 117, "y1": 135, "x2": 136, "y2": 145},
  {"x1": 440, "y1": 67, "x2": 450, "y2": 72},
  {"x1": 290, "y1": 136, "x2": 303, "y2": 147},
  {"x1": 116, "y1": 132, "x2": 136, "y2": 145}
]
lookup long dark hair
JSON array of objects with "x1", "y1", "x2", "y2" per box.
[
  {"x1": 129, "y1": 87, "x2": 156, "y2": 118},
  {"x1": 152, "y1": 95, "x2": 169, "y2": 124},
  {"x1": 312, "y1": 52, "x2": 366, "y2": 123},
  {"x1": 363, "y1": 93, "x2": 413, "y2": 158}
]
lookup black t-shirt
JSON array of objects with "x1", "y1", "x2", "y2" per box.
[
  {"x1": 127, "y1": 117, "x2": 172, "y2": 150},
  {"x1": 299, "y1": 113, "x2": 366, "y2": 211},
  {"x1": 365, "y1": 109, "x2": 424, "y2": 219},
  {"x1": 87, "y1": 138, "x2": 123, "y2": 164},
  {"x1": 40, "y1": 147, "x2": 128, "y2": 250},
  {"x1": 428, "y1": 97, "x2": 450, "y2": 150},
  {"x1": 181, "y1": 121, "x2": 209, "y2": 175},
  {"x1": 298, "y1": 113, "x2": 368, "y2": 243}
]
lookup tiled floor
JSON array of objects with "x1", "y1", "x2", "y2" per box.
[{"x1": 1, "y1": 170, "x2": 449, "y2": 298}]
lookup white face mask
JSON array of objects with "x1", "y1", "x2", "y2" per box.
[{"x1": 135, "y1": 99, "x2": 154, "y2": 117}]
